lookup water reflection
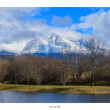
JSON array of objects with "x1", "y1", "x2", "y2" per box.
[{"x1": 0, "y1": 91, "x2": 110, "y2": 103}]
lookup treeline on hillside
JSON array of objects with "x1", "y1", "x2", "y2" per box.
[{"x1": 0, "y1": 36, "x2": 110, "y2": 86}]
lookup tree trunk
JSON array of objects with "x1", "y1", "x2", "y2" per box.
[
  {"x1": 91, "y1": 69, "x2": 94, "y2": 87},
  {"x1": 62, "y1": 72, "x2": 65, "y2": 86},
  {"x1": 37, "y1": 73, "x2": 41, "y2": 85},
  {"x1": 14, "y1": 73, "x2": 17, "y2": 85},
  {"x1": 27, "y1": 73, "x2": 30, "y2": 85}
]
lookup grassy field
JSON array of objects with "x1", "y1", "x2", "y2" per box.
[{"x1": 0, "y1": 83, "x2": 110, "y2": 94}]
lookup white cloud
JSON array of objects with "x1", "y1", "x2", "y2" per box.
[
  {"x1": 0, "y1": 40, "x2": 29, "y2": 53},
  {"x1": 0, "y1": 8, "x2": 87, "y2": 53},
  {"x1": 29, "y1": 23, "x2": 84, "y2": 41},
  {"x1": 71, "y1": 10, "x2": 110, "y2": 46}
]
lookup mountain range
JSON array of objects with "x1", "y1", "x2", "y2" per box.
[{"x1": 0, "y1": 33, "x2": 83, "y2": 55}]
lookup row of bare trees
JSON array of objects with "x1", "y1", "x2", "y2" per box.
[{"x1": 0, "y1": 36, "x2": 110, "y2": 86}]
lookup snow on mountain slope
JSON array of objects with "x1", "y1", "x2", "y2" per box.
[
  {"x1": 21, "y1": 38, "x2": 49, "y2": 54},
  {"x1": 21, "y1": 33, "x2": 80, "y2": 54},
  {"x1": 0, "y1": 45, "x2": 12, "y2": 52},
  {"x1": 0, "y1": 45, "x2": 15, "y2": 54},
  {"x1": 0, "y1": 40, "x2": 29, "y2": 54}
]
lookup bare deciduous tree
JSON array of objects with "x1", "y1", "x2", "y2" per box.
[{"x1": 84, "y1": 36, "x2": 104, "y2": 86}]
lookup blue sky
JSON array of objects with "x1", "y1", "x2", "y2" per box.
[
  {"x1": 30, "y1": 7, "x2": 110, "y2": 24},
  {"x1": 22, "y1": 7, "x2": 110, "y2": 37},
  {"x1": 0, "y1": 7, "x2": 110, "y2": 52}
]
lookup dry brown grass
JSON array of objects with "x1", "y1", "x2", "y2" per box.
[{"x1": 0, "y1": 83, "x2": 110, "y2": 94}]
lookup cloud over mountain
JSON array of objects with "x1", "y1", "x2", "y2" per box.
[{"x1": 0, "y1": 7, "x2": 110, "y2": 53}]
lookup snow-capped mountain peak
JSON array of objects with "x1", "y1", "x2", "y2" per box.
[
  {"x1": 0, "y1": 33, "x2": 82, "y2": 55},
  {"x1": 21, "y1": 33, "x2": 80, "y2": 54},
  {"x1": 47, "y1": 33, "x2": 62, "y2": 44}
]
